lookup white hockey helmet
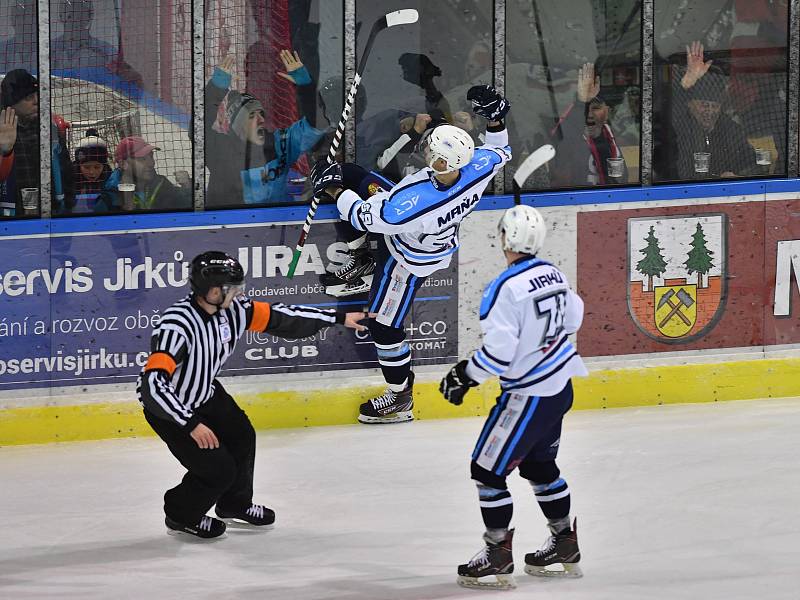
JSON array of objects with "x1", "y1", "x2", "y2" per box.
[
  {"x1": 498, "y1": 205, "x2": 547, "y2": 255},
  {"x1": 421, "y1": 124, "x2": 475, "y2": 174}
]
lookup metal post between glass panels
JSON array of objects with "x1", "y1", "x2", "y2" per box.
[
  {"x1": 641, "y1": 0, "x2": 654, "y2": 186},
  {"x1": 193, "y1": 0, "x2": 205, "y2": 210},
  {"x1": 38, "y1": 0, "x2": 51, "y2": 218},
  {"x1": 787, "y1": 0, "x2": 799, "y2": 179}
]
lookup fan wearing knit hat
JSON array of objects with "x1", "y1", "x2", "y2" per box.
[
  {"x1": 73, "y1": 129, "x2": 111, "y2": 195},
  {"x1": 204, "y1": 52, "x2": 325, "y2": 207}
]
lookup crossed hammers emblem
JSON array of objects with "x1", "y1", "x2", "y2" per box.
[{"x1": 657, "y1": 288, "x2": 695, "y2": 328}]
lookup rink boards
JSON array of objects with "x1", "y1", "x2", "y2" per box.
[{"x1": 2, "y1": 178, "x2": 800, "y2": 445}]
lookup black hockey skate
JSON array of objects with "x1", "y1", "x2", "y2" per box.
[
  {"x1": 357, "y1": 372, "x2": 414, "y2": 424},
  {"x1": 524, "y1": 517, "x2": 582, "y2": 578},
  {"x1": 216, "y1": 503, "x2": 275, "y2": 528},
  {"x1": 321, "y1": 246, "x2": 376, "y2": 286},
  {"x1": 165, "y1": 515, "x2": 226, "y2": 539},
  {"x1": 457, "y1": 529, "x2": 516, "y2": 590}
]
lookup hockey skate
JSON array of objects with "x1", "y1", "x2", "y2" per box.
[
  {"x1": 165, "y1": 515, "x2": 226, "y2": 539},
  {"x1": 216, "y1": 503, "x2": 275, "y2": 528},
  {"x1": 324, "y1": 274, "x2": 373, "y2": 298},
  {"x1": 457, "y1": 529, "x2": 516, "y2": 590},
  {"x1": 524, "y1": 518, "x2": 582, "y2": 578},
  {"x1": 357, "y1": 372, "x2": 414, "y2": 424},
  {"x1": 321, "y1": 245, "x2": 376, "y2": 287}
]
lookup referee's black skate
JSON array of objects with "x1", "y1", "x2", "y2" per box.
[
  {"x1": 216, "y1": 503, "x2": 275, "y2": 528},
  {"x1": 457, "y1": 529, "x2": 516, "y2": 590},
  {"x1": 165, "y1": 515, "x2": 226, "y2": 539},
  {"x1": 524, "y1": 518, "x2": 582, "y2": 578},
  {"x1": 357, "y1": 373, "x2": 414, "y2": 424}
]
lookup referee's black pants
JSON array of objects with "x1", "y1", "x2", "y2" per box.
[{"x1": 144, "y1": 381, "x2": 256, "y2": 525}]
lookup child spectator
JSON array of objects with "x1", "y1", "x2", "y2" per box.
[{"x1": 73, "y1": 129, "x2": 111, "y2": 195}]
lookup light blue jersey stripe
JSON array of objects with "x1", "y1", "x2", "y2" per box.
[{"x1": 495, "y1": 396, "x2": 539, "y2": 474}]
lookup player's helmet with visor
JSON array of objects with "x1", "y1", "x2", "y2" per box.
[
  {"x1": 419, "y1": 124, "x2": 475, "y2": 174},
  {"x1": 498, "y1": 205, "x2": 547, "y2": 255},
  {"x1": 189, "y1": 251, "x2": 245, "y2": 296}
]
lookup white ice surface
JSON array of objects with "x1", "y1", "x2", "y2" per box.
[{"x1": 2, "y1": 398, "x2": 800, "y2": 600}]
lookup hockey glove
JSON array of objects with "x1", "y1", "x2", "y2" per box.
[
  {"x1": 440, "y1": 359, "x2": 479, "y2": 406},
  {"x1": 310, "y1": 160, "x2": 344, "y2": 200},
  {"x1": 467, "y1": 85, "x2": 510, "y2": 121}
]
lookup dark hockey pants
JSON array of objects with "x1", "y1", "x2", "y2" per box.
[{"x1": 144, "y1": 381, "x2": 256, "y2": 525}]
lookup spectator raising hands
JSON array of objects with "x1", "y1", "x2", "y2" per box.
[
  {"x1": 577, "y1": 63, "x2": 600, "y2": 103},
  {"x1": 682, "y1": 41, "x2": 714, "y2": 90},
  {"x1": 277, "y1": 50, "x2": 312, "y2": 85},
  {"x1": 0, "y1": 108, "x2": 18, "y2": 155}
]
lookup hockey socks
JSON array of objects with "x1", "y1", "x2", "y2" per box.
[
  {"x1": 531, "y1": 477, "x2": 570, "y2": 520},
  {"x1": 477, "y1": 484, "x2": 513, "y2": 531}
]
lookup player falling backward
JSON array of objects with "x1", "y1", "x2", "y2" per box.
[
  {"x1": 137, "y1": 251, "x2": 370, "y2": 539},
  {"x1": 440, "y1": 206, "x2": 588, "y2": 589},
  {"x1": 311, "y1": 85, "x2": 512, "y2": 424}
]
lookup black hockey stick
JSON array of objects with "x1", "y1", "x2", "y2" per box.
[
  {"x1": 512, "y1": 144, "x2": 555, "y2": 205},
  {"x1": 287, "y1": 8, "x2": 419, "y2": 278}
]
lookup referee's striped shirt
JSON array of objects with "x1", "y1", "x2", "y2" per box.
[{"x1": 137, "y1": 294, "x2": 342, "y2": 429}]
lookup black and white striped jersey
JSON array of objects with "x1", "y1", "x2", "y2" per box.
[
  {"x1": 465, "y1": 256, "x2": 588, "y2": 397},
  {"x1": 137, "y1": 295, "x2": 342, "y2": 429}
]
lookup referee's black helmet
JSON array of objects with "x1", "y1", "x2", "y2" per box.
[{"x1": 189, "y1": 251, "x2": 245, "y2": 295}]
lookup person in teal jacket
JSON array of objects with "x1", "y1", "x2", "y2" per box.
[{"x1": 204, "y1": 52, "x2": 324, "y2": 207}]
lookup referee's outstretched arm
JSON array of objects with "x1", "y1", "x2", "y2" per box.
[{"x1": 138, "y1": 295, "x2": 372, "y2": 430}]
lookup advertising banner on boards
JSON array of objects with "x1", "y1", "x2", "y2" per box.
[
  {"x1": 0, "y1": 222, "x2": 458, "y2": 390},
  {"x1": 576, "y1": 201, "x2": 765, "y2": 357}
]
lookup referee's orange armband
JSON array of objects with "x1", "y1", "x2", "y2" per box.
[
  {"x1": 248, "y1": 301, "x2": 271, "y2": 332},
  {"x1": 144, "y1": 352, "x2": 177, "y2": 376}
]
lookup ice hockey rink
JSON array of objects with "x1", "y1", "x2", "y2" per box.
[{"x1": 2, "y1": 398, "x2": 799, "y2": 600}]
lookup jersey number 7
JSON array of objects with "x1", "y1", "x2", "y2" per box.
[{"x1": 534, "y1": 291, "x2": 567, "y2": 346}]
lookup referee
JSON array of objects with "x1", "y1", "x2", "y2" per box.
[{"x1": 137, "y1": 250, "x2": 370, "y2": 539}]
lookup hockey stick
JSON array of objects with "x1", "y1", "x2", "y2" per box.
[
  {"x1": 286, "y1": 8, "x2": 419, "y2": 278},
  {"x1": 512, "y1": 144, "x2": 555, "y2": 205}
]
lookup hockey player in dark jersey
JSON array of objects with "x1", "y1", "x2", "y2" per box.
[
  {"x1": 310, "y1": 85, "x2": 512, "y2": 425},
  {"x1": 440, "y1": 206, "x2": 588, "y2": 589},
  {"x1": 138, "y1": 251, "x2": 370, "y2": 539}
]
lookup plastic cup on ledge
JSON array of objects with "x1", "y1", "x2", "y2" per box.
[
  {"x1": 21, "y1": 187, "x2": 39, "y2": 215},
  {"x1": 693, "y1": 152, "x2": 711, "y2": 174},
  {"x1": 755, "y1": 148, "x2": 772, "y2": 166},
  {"x1": 607, "y1": 157, "x2": 625, "y2": 180}
]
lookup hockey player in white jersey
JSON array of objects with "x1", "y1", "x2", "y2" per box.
[
  {"x1": 311, "y1": 85, "x2": 512, "y2": 424},
  {"x1": 439, "y1": 205, "x2": 588, "y2": 589}
]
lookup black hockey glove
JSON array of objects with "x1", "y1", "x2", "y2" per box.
[
  {"x1": 310, "y1": 160, "x2": 344, "y2": 200},
  {"x1": 440, "y1": 359, "x2": 479, "y2": 406},
  {"x1": 467, "y1": 85, "x2": 510, "y2": 121}
]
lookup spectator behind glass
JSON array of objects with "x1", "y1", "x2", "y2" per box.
[
  {"x1": 551, "y1": 63, "x2": 628, "y2": 187},
  {"x1": 0, "y1": 69, "x2": 75, "y2": 216},
  {"x1": 398, "y1": 53, "x2": 452, "y2": 119},
  {"x1": 204, "y1": 53, "x2": 324, "y2": 207},
  {"x1": 374, "y1": 108, "x2": 481, "y2": 182},
  {"x1": 94, "y1": 136, "x2": 190, "y2": 212},
  {"x1": 670, "y1": 41, "x2": 755, "y2": 180},
  {"x1": 0, "y1": 0, "x2": 37, "y2": 74},
  {"x1": 72, "y1": 128, "x2": 111, "y2": 195},
  {"x1": 50, "y1": 0, "x2": 143, "y2": 91},
  {"x1": 51, "y1": 0, "x2": 114, "y2": 71}
]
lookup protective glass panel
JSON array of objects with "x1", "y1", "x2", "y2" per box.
[
  {"x1": 0, "y1": 0, "x2": 41, "y2": 218},
  {"x1": 505, "y1": 0, "x2": 642, "y2": 191},
  {"x1": 652, "y1": 0, "x2": 790, "y2": 182},
  {"x1": 203, "y1": 0, "x2": 343, "y2": 208},
  {"x1": 48, "y1": 0, "x2": 193, "y2": 215},
  {"x1": 354, "y1": 0, "x2": 494, "y2": 183}
]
